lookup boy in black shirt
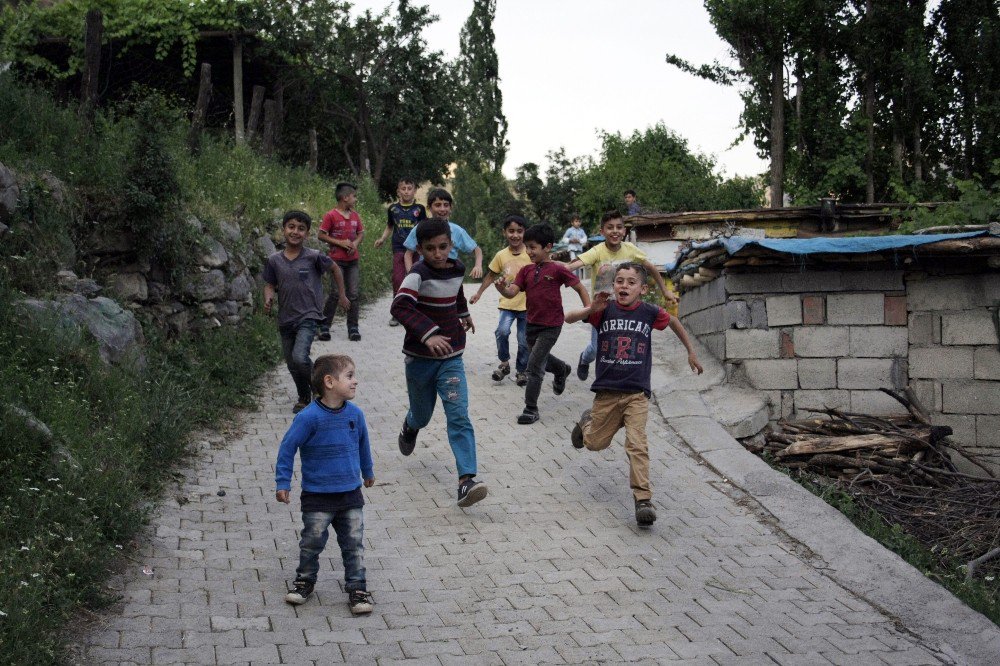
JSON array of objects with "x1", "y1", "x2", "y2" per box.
[{"x1": 374, "y1": 178, "x2": 427, "y2": 325}]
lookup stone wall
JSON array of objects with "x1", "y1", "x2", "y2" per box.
[{"x1": 679, "y1": 268, "x2": 1000, "y2": 458}]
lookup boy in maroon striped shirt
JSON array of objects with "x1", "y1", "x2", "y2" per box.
[{"x1": 496, "y1": 223, "x2": 591, "y2": 425}]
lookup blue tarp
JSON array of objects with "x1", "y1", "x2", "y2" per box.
[{"x1": 721, "y1": 230, "x2": 993, "y2": 256}]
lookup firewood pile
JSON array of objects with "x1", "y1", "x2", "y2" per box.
[{"x1": 743, "y1": 388, "x2": 1000, "y2": 580}]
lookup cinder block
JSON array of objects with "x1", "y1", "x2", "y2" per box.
[
  {"x1": 942, "y1": 380, "x2": 1000, "y2": 414},
  {"x1": 827, "y1": 293, "x2": 884, "y2": 325},
  {"x1": 795, "y1": 389, "x2": 849, "y2": 412},
  {"x1": 977, "y1": 415, "x2": 1000, "y2": 449},
  {"x1": 838, "y1": 358, "x2": 895, "y2": 389},
  {"x1": 702, "y1": 332, "x2": 725, "y2": 361},
  {"x1": 908, "y1": 274, "x2": 1000, "y2": 310},
  {"x1": 782, "y1": 271, "x2": 843, "y2": 292},
  {"x1": 908, "y1": 312, "x2": 937, "y2": 345},
  {"x1": 974, "y1": 347, "x2": 1000, "y2": 380},
  {"x1": 933, "y1": 414, "x2": 977, "y2": 446},
  {"x1": 743, "y1": 359, "x2": 799, "y2": 389},
  {"x1": 910, "y1": 347, "x2": 974, "y2": 379},
  {"x1": 910, "y1": 379, "x2": 942, "y2": 413},
  {"x1": 725, "y1": 329, "x2": 781, "y2": 359},
  {"x1": 725, "y1": 272, "x2": 785, "y2": 294},
  {"x1": 766, "y1": 295, "x2": 802, "y2": 326},
  {"x1": 798, "y1": 358, "x2": 836, "y2": 389},
  {"x1": 941, "y1": 311, "x2": 999, "y2": 346},
  {"x1": 749, "y1": 298, "x2": 767, "y2": 329},
  {"x1": 725, "y1": 300, "x2": 751, "y2": 329},
  {"x1": 780, "y1": 330, "x2": 794, "y2": 358},
  {"x1": 802, "y1": 296, "x2": 825, "y2": 325},
  {"x1": 794, "y1": 327, "x2": 849, "y2": 357},
  {"x1": 850, "y1": 390, "x2": 908, "y2": 416},
  {"x1": 682, "y1": 304, "x2": 726, "y2": 335},
  {"x1": 679, "y1": 278, "x2": 727, "y2": 316},
  {"x1": 762, "y1": 389, "x2": 782, "y2": 420},
  {"x1": 841, "y1": 270, "x2": 904, "y2": 291},
  {"x1": 850, "y1": 327, "x2": 908, "y2": 358},
  {"x1": 884, "y1": 296, "x2": 907, "y2": 325}
]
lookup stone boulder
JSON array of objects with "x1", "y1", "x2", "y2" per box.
[
  {"x1": 0, "y1": 162, "x2": 18, "y2": 220},
  {"x1": 18, "y1": 294, "x2": 145, "y2": 366},
  {"x1": 106, "y1": 272, "x2": 148, "y2": 303},
  {"x1": 218, "y1": 220, "x2": 243, "y2": 245},
  {"x1": 197, "y1": 237, "x2": 229, "y2": 268},
  {"x1": 256, "y1": 235, "x2": 276, "y2": 260},
  {"x1": 227, "y1": 269, "x2": 254, "y2": 303},
  {"x1": 181, "y1": 269, "x2": 226, "y2": 302}
]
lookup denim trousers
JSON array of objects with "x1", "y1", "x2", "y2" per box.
[
  {"x1": 579, "y1": 325, "x2": 599, "y2": 365},
  {"x1": 323, "y1": 260, "x2": 360, "y2": 331},
  {"x1": 404, "y1": 355, "x2": 477, "y2": 478},
  {"x1": 495, "y1": 309, "x2": 528, "y2": 372},
  {"x1": 524, "y1": 324, "x2": 569, "y2": 412},
  {"x1": 278, "y1": 318, "x2": 319, "y2": 402},
  {"x1": 296, "y1": 507, "x2": 366, "y2": 591}
]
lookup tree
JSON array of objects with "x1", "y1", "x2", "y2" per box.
[
  {"x1": 456, "y1": 0, "x2": 508, "y2": 173},
  {"x1": 513, "y1": 148, "x2": 582, "y2": 225}
]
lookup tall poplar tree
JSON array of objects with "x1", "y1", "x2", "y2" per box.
[{"x1": 456, "y1": 0, "x2": 508, "y2": 173}]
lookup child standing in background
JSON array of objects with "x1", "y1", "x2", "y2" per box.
[
  {"x1": 374, "y1": 178, "x2": 426, "y2": 326},
  {"x1": 560, "y1": 214, "x2": 588, "y2": 279},
  {"x1": 318, "y1": 182, "x2": 364, "y2": 342}
]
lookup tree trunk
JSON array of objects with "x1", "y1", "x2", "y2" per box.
[
  {"x1": 913, "y1": 121, "x2": 923, "y2": 182},
  {"x1": 273, "y1": 82, "x2": 284, "y2": 143},
  {"x1": 769, "y1": 51, "x2": 785, "y2": 209},
  {"x1": 246, "y1": 85, "x2": 265, "y2": 142},
  {"x1": 262, "y1": 99, "x2": 276, "y2": 157},
  {"x1": 232, "y1": 38, "x2": 245, "y2": 144},
  {"x1": 864, "y1": 0, "x2": 875, "y2": 203},
  {"x1": 79, "y1": 9, "x2": 103, "y2": 121},
  {"x1": 308, "y1": 128, "x2": 318, "y2": 173},
  {"x1": 187, "y1": 62, "x2": 212, "y2": 154},
  {"x1": 892, "y1": 126, "x2": 904, "y2": 183}
]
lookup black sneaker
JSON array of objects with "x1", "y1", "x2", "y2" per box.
[
  {"x1": 285, "y1": 579, "x2": 314, "y2": 605},
  {"x1": 317, "y1": 331, "x2": 332, "y2": 342},
  {"x1": 515, "y1": 371, "x2": 527, "y2": 387},
  {"x1": 635, "y1": 499, "x2": 657, "y2": 527},
  {"x1": 571, "y1": 408, "x2": 591, "y2": 449},
  {"x1": 348, "y1": 589, "x2": 374, "y2": 615},
  {"x1": 398, "y1": 419, "x2": 419, "y2": 455},
  {"x1": 457, "y1": 478, "x2": 488, "y2": 507},
  {"x1": 576, "y1": 352, "x2": 589, "y2": 381},
  {"x1": 491, "y1": 363, "x2": 511, "y2": 382},
  {"x1": 517, "y1": 409, "x2": 539, "y2": 425},
  {"x1": 348, "y1": 329, "x2": 361, "y2": 341},
  {"x1": 553, "y1": 364, "x2": 570, "y2": 395}
]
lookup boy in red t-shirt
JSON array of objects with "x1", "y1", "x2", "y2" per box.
[
  {"x1": 318, "y1": 182, "x2": 364, "y2": 342},
  {"x1": 496, "y1": 223, "x2": 590, "y2": 424}
]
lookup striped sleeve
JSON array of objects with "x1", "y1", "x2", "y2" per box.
[{"x1": 390, "y1": 269, "x2": 440, "y2": 343}]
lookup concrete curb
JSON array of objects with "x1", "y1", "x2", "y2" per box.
[{"x1": 654, "y1": 350, "x2": 1000, "y2": 663}]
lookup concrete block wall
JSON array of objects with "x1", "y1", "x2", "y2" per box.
[{"x1": 906, "y1": 273, "x2": 1000, "y2": 459}]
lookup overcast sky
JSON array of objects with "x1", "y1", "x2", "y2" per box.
[{"x1": 351, "y1": 0, "x2": 768, "y2": 180}]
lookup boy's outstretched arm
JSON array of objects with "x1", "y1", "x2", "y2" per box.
[
  {"x1": 571, "y1": 280, "x2": 592, "y2": 308},
  {"x1": 565, "y1": 290, "x2": 610, "y2": 324},
  {"x1": 564, "y1": 258, "x2": 584, "y2": 272},
  {"x1": 469, "y1": 246, "x2": 484, "y2": 279},
  {"x1": 668, "y1": 316, "x2": 704, "y2": 374},
  {"x1": 494, "y1": 276, "x2": 520, "y2": 299},
  {"x1": 318, "y1": 229, "x2": 349, "y2": 250},
  {"x1": 643, "y1": 259, "x2": 678, "y2": 306},
  {"x1": 469, "y1": 271, "x2": 497, "y2": 305}
]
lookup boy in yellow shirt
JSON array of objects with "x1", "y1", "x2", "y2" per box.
[
  {"x1": 565, "y1": 210, "x2": 677, "y2": 381},
  {"x1": 470, "y1": 215, "x2": 533, "y2": 386}
]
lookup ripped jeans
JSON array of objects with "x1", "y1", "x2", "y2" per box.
[{"x1": 403, "y1": 355, "x2": 477, "y2": 478}]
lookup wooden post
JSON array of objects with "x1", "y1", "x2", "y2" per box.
[
  {"x1": 308, "y1": 128, "x2": 318, "y2": 173},
  {"x1": 273, "y1": 82, "x2": 284, "y2": 142},
  {"x1": 262, "y1": 99, "x2": 276, "y2": 157},
  {"x1": 188, "y1": 62, "x2": 213, "y2": 153},
  {"x1": 232, "y1": 37, "x2": 245, "y2": 144},
  {"x1": 79, "y1": 9, "x2": 103, "y2": 120},
  {"x1": 246, "y1": 85, "x2": 265, "y2": 142}
]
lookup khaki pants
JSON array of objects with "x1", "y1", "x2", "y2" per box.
[{"x1": 582, "y1": 391, "x2": 651, "y2": 501}]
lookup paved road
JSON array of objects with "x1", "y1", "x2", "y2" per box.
[{"x1": 74, "y1": 286, "x2": 953, "y2": 665}]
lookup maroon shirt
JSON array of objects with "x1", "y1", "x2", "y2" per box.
[{"x1": 513, "y1": 261, "x2": 580, "y2": 326}]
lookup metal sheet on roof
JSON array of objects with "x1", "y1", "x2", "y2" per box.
[{"x1": 721, "y1": 230, "x2": 993, "y2": 256}]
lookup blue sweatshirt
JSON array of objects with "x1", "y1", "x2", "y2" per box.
[{"x1": 275, "y1": 400, "x2": 374, "y2": 493}]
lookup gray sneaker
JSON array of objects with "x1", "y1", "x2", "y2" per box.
[{"x1": 457, "y1": 478, "x2": 488, "y2": 507}]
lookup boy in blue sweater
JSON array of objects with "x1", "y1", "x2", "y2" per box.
[{"x1": 275, "y1": 354, "x2": 375, "y2": 614}]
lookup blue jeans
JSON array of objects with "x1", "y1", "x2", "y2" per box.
[
  {"x1": 278, "y1": 318, "x2": 320, "y2": 402},
  {"x1": 404, "y1": 355, "x2": 477, "y2": 478},
  {"x1": 495, "y1": 309, "x2": 528, "y2": 372},
  {"x1": 296, "y1": 507, "x2": 366, "y2": 591},
  {"x1": 580, "y1": 326, "x2": 599, "y2": 365}
]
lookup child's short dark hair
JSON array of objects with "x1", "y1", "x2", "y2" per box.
[
  {"x1": 502, "y1": 214, "x2": 527, "y2": 229},
  {"x1": 335, "y1": 182, "x2": 357, "y2": 201},
  {"x1": 523, "y1": 222, "x2": 555, "y2": 247},
  {"x1": 283, "y1": 210, "x2": 312, "y2": 230},
  {"x1": 426, "y1": 188, "x2": 453, "y2": 206},
  {"x1": 600, "y1": 210, "x2": 623, "y2": 227},
  {"x1": 311, "y1": 354, "x2": 354, "y2": 395},
  {"x1": 624, "y1": 189, "x2": 636, "y2": 197},
  {"x1": 615, "y1": 261, "x2": 648, "y2": 282},
  {"x1": 416, "y1": 219, "x2": 452, "y2": 244},
  {"x1": 398, "y1": 177, "x2": 416, "y2": 187}
]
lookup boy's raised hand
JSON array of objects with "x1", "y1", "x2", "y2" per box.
[
  {"x1": 276, "y1": 489, "x2": 290, "y2": 504},
  {"x1": 592, "y1": 291, "x2": 611, "y2": 313}
]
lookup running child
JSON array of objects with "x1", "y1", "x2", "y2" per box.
[
  {"x1": 402, "y1": 188, "x2": 483, "y2": 279},
  {"x1": 469, "y1": 214, "x2": 532, "y2": 386},
  {"x1": 496, "y1": 223, "x2": 591, "y2": 425},
  {"x1": 275, "y1": 354, "x2": 375, "y2": 614},
  {"x1": 565, "y1": 263, "x2": 702, "y2": 526}
]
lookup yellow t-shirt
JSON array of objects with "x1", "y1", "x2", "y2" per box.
[
  {"x1": 576, "y1": 242, "x2": 648, "y2": 295},
  {"x1": 488, "y1": 246, "x2": 532, "y2": 311}
]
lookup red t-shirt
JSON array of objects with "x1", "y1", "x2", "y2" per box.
[
  {"x1": 513, "y1": 261, "x2": 580, "y2": 326},
  {"x1": 320, "y1": 208, "x2": 363, "y2": 262}
]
